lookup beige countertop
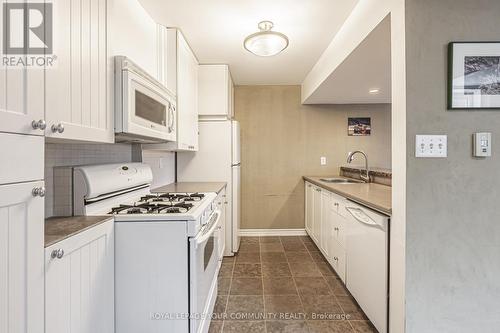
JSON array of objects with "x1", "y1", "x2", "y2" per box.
[
  {"x1": 304, "y1": 176, "x2": 392, "y2": 215},
  {"x1": 45, "y1": 216, "x2": 113, "y2": 247},
  {"x1": 152, "y1": 182, "x2": 227, "y2": 194}
]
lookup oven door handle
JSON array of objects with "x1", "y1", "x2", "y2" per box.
[{"x1": 194, "y1": 209, "x2": 221, "y2": 249}]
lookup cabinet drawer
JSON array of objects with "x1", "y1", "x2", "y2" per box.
[
  {"x1": 331, "y1": 192, "x2": 348, "y2": 217},
  {"x1": 0, "y1": 133, "x2": 44, "y2": 184},
  {"x1": 330, "y1": 239, "x2": 346, "y2": 283},
  {"x1": 332, "y1": 214, "x2": 347, "y2": 248}
]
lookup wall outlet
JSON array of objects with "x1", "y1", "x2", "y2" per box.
[
  {"x1": 320, "y1": 157, "x2": 327, "y2": 165},
  {"x1": 416, "y1": 135, "x2": 447, "y2": 158}
]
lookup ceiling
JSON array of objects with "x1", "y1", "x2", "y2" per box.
[
  {"x1": 139, "y1": 0, "x2": 359, "y2": 85},
  {"x1": 303, "y1": 15, "x2": 392, "y2": 104}
]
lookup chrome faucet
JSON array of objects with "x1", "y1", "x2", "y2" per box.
[{"x1": 347, "y1": 151, "x2": 370, "y2": 183}]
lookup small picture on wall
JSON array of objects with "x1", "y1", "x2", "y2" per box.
[
  {"x1": 348, "y1": 117, "x2": 371, "y2": 136},
  {"x1": 448, "y1": 42, "x2": 500, "y2": 109}
]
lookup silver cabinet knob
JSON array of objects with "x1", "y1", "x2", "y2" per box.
[
  {"x1": 31, "y1": 119, "x2": 46, "y2": 130},
  {"x1": 333, "y1": 257, "x2": 338, "y2": 261},
  {"x1": 51, "y1": 249, "x2": 64, "y2": 259},
  {"x1": 32, "y1": 187, "x2": 46, "y2": 197},
  {"x1": 51, "y1": 123, "x2": 65, "y2": 133}
]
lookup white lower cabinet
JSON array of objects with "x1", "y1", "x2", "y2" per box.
[
  {"x1": 304, "y1": 181, "x2": 348, "y2": 281},
  {"x1": 45, "y1": 219, "x2": 114, "y2": 333},
  {"x1": 311, "y1": 185, "x2": 322, "y2": 243},
  {"x1": 319, "y1": 190, "x2": 332, "y2": 257},
  {"x1": 0, "y1": 181, "x2": 45, "y2": 333},
  {"x1": 329, "y1": 238, "x2": 346, "y2": 282},
  {"x1": 305, "y1": 182, "x2": 314, "y2": 235},
  {"x1": 216, "y1": 187, "x2": 227, "y2": 260}
]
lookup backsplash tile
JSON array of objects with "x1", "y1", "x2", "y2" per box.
[
  {"x1": 45, "y1": 143, "x2": 177, "y2": 218},
  {"x1": 45, "y1": 143, "x2": 133, "y2": 218}
]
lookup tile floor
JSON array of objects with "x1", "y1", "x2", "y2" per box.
[{"x1": 209, "y1": 236, "x2": 378, "y2": 333}]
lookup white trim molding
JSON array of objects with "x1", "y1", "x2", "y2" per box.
[{"x1": 239, "y1": 229, "x2": 307, "y2": 237}]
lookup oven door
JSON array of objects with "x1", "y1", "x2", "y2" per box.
[
  {"x1": 189, "y1": 209, "x2": 221, "y2": 333},
  {"x1": 121, "y1": 69, "x2": 176, "y2": 141}
]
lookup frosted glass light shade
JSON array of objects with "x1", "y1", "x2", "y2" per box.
[{"x1": 244, "y1": 21, "x2": 289, "y2": 57}]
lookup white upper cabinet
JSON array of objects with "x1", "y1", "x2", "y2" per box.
[
  {"x1": 177, "y1": 31, "x2": 199, "y2": 150},
  {"x1": 198, "y1": 64, "x2": 234, "y2": 119},
  {"x1": 45, "y1": 0, "x2": 113, "y2": 143},
  {"x1": 0, "y1": 5, "x2": 45, "y2": 136},
  {"x1": 108, "y1": 0, "x2": 159, "y2": 79},
  {"x1": 0, "y1": 181, "x2": 45, "y2": 333},
  {"x1": 144, "y1": 29, "x2": 199, "y2": 152}
]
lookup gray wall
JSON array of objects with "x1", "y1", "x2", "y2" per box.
[{"x1": 405, "y1": 0, "x2": 500, "y2": 331}]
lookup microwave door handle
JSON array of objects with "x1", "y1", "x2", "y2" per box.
[
  {"x1": 194, "y1": 210, "x2": 221, "y2": 249},
  {"x1": 168, "y1": 104, "x2": 175, "y2": 133}
]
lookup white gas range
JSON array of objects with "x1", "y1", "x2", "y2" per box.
[{"x1": 68, "y1": 163, "x2": 222, "y2": 333}]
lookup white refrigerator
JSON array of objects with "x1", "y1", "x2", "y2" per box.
[{"x1": 177, "y1": 120, "x2": 241, "y2": 255}]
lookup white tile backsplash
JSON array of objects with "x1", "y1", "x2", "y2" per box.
[
  {"x1": 45, "y1": 143, "x2": 133, "y2": 217},
  {"x1": 45, "y1": 143, "x2": 177, "y2": 218}
]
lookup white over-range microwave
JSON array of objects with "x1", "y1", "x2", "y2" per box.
[{"x1": 115, "y1": 56, "x2": 176, "y2": 143}]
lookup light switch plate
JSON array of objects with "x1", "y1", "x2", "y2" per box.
[
  {"x1": 320, "y1": 157, "x2": 327, "y2": 165},
  {"x1": 473, "y1": 132, "x2": 492, "y2": 157},
  {"x1": 416, "y1": 135, "x2": 447, "y2": 158}
]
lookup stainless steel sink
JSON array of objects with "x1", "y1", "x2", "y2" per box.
[{"x1": 319, "y1": 177, "x2": 364, "y2": 184}]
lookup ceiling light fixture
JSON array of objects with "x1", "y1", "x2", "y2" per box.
[
  {"x1": 369, "y1": 89, "x2": 380, "y2": 94},
  {"x1": 244, "y1": 21, "x2": 289, "y2": 57}
]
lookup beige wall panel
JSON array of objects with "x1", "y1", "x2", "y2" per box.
[{"x1": 235, "y1": 85, "x2": 391, "y2": 229}]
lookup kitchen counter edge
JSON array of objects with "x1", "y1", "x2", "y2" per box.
[
  {"x1": 45, "y1": 215, "x2": 113, "y2": 248},
  {"x1": 303, "y1": 176, "x2": 392, "y2": 216},
  {"x1": 152, "y1": 182, "x2": 227, "y2": 195}
]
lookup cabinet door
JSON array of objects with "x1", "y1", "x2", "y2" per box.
[
  {"x1": 305, "y1": 183, "x2": 314, "y2": 235},
  {"x1": 320, "y1": 191, "x2": 332, "y2": 258},
  {"x1": 330, "y1": 239, "x2": 346, "y2": 283},
  {"x1": 177, "y1": 32, "x2": 199, "y2": 151},
  {"x1": 0, "y1": 5, "x2": 44, "y2": 135},
  {"x1": 229, "y1": 74, "x2": 234, "y2": 119},
  {"x1": 45, "y1": 0, "x2": 112, "y2": 143},
  {"x1": 198, "y1": 65, "x2": 229, "y2": 117},
  {"x1": 216, "y1": 188, "x2": 227, "y2": 259},
  {"x1": 333, "y1": 213, "x2": 347, "y2": 248},
  {"x1": 0, "y1": 181, "x2": 44, "y2": 333},
  {"x1": 311, "y1": 186, "x2": 322, "y2": 244},
  {"x1": 45, "y1": 220, "x2": 114, "y2": 333}
]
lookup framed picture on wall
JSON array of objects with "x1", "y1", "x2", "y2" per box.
[
  {"x1": 448, "y1": 42, "x2": 500, "y2": 109},
  {"x1": 348, "y1": 117, "x2": 371, "y2": 136}
]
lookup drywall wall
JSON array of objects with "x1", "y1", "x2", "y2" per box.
[
  {"x1": 405, "y1": 0, "x2": 500, "y2": 331},
  {"x1": 234, "y1": 85, "x2": 391, "y2": 230}
]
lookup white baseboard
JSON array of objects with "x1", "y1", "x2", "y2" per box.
[{"x1": 239, "y1": 228, "x2": 307, "y2": 237}]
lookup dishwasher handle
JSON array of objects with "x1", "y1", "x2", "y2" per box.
[{"x1": 345, "y1": 206, "x2": 383, "y2": 230}]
